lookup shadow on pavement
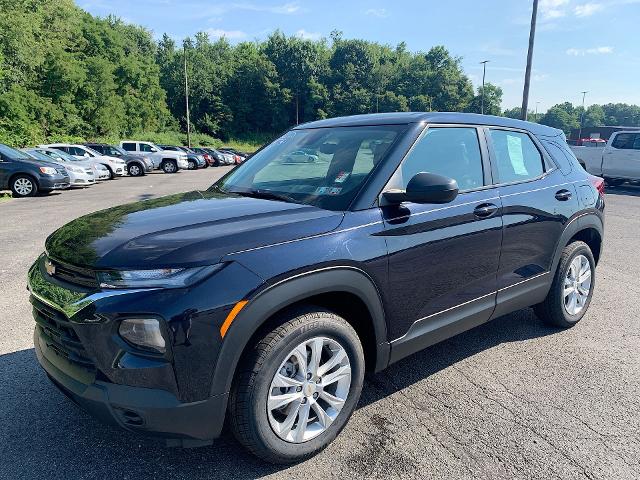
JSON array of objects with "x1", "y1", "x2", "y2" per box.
[{"x1": 0, "y1": 308, "x2": 557, "y2": 479}]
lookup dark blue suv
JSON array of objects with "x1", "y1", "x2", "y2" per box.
[{"x1": 28, "y1": 113, "x2": 604, "y2": 463}]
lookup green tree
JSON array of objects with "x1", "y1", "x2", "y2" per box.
[{"x1": 467, "y1": 83, "x2": 503, "y2": 116}]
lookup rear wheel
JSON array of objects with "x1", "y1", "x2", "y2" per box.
[
  {"x1": 230, "y1": 308, "x2": 364, "y2": 464},
  {"x1": 103, "y1": 165, "x2": 115, "y2": 180},
  {"x1": 534, "y1": 241, "x2": 595, "y2": 328},
  {"x1": 187, "y1": 159, "x2": 196, "y2": 170},
  {"x1": 11, "y1": 175, "x2": 38, "y2": 197}
]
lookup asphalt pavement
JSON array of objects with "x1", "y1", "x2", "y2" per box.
[{"x1": 1, "y1": 169, "x2": 639, "y2": 479}]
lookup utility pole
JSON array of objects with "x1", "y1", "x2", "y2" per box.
[
  {"x1": 521, "y1": 0, "x2": 538, "y2": 121},
  {"x1": 480, "y1": 60, "x2": 489, "y2": 115},
  {"x1": 578, "y1": 91, "x2": 588, "y2": 140},
  {"x1": 535, "y1": 102, "x2": 540, "y2": 122},
  {"x1": 183, "y1": 43, "x2": 191, "y2": 148}
]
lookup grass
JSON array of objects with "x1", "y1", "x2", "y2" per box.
[{"x1": 0, "y1": 191, "x2": 11, "y2": 203}]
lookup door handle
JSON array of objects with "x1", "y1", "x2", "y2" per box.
[
  {"x1": 473, "y1": 203, "x2": 498, "y2": 218},
  {"x1": 555, "y1": 189, "x2": 572, "y2": 201}
]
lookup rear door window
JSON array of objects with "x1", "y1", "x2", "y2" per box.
[
  {"x1": 611, "y1": 133, "x2": 636, "y2": 149},
  {"x1": 489, "y1": 129, "x2": 545, "y2": 183}
]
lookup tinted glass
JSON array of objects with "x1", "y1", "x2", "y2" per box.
[
  {"x1": 122, "y1": 142, "x2": 136, "y2": 151},
  {"x1": 140, "y1": 143, "x2": 154, "y2": 152},
  {"x1": 214, "y1": 125, "x2": 405, "y2": 211},
  {"x1": 489, "y1": 129, "x2": 544, "y2": 183},
  {"x1": 0, "y1": 144, "x2": 32, "y2": 160},
  {"x1": 390, "y1": 127, "x2": 484, "y2": 191},
  {"x1": 612, "y1": 133, "x2": 635, "y2": 149}
]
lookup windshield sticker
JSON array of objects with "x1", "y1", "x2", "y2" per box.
[
  {"x1": 329, "y1": 187, "x2": 342, "y2": 195},
  {"x1": 334, "y1": 171, "x2": 350, "y2": 183},
  {"x1": 315, "y1": 186, "x2": 331, "y2": 195},
  {"x1": 275, "y1": 131, "x2": 296, "y2": 145}
]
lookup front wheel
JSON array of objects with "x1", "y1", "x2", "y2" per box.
[
  {"x1": 11, "y1": 175, "x2": 38, "y2": 197},
  {"x1": 534, "y1": 241, "x2": 595, "y2": 328},
  {"x1": 229, "y1": 308, "x2": 364, "y2": 464},
  {"x1": 128, "y1": 163, "x2": 144, "y2": 177},
  {"x1": 162, "y1": 160, "x2": 177, "y2": 173},
  {"x1": 187, "y1": 159, "x2": 196, "y2": 170}
]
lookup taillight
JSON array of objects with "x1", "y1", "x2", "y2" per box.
[{"x1": 591, "y1": 176, "x2": 605, "y2": 196}]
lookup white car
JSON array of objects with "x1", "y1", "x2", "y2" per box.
[
  {"x1": 570, "y1": 131, "x2": 640, "y2": 186},
  {"x1": 41, "y1": 143, "x2": 127, "y2": 179},
  {"x1": 23, "y1": 149, "x2": 96, "y2": 187},
  {"x1": 30, "y1": 147, "x2": 111, "y2": 181},
  {"x1": 120, "y1": 140, "x2": 189, "y2": 173}
]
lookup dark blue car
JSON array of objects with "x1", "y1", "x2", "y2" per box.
[
  {"x1": 0, "y1": 144, "x2": 70, "y2": 197},
  {"x1": 28, "y1": 113, "x2": 604, "y2": 463}
]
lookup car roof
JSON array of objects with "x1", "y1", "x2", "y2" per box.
[{"x1": 294, "y1": 112, "x2": 563, "y2": 137}]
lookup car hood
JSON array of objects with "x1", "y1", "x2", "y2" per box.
[{"x1": 45, "y1": 190, "x2": 344, "y2": 270}]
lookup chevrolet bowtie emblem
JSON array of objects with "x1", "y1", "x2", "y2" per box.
[{"x1": 45, "y1": 260, "x2": 56, "y2": 276}]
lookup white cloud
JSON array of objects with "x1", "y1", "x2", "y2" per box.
[
  {"x1": 365, "y1": 8, "x2": 389, "y2": 18},
  {"x1": 566, "y1": 46, "x2": 613, "y2": 55},
  {"x1": 574, "y1": 2, "x2": 604, "y2": 16},
  {"x1": 540, "y1": 0, "x2": 570, "y2": 19},
  {"x1": 233, "y1": 2, "x2": 301, "y2": 14},
  {"x1": 206, "y1": 28, "x2": 247, "y2": 39},
  {"x1": 295, "y1": 29, "x2": 321, "y2": 40}
]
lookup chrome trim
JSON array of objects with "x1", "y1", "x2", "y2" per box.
[{"x1": 383, "y1": 196, "x2": 501, "y2": 223}]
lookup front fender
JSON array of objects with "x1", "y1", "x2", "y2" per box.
[{"x1": 210, "y1": 266, "x2": 389, "y2": 397}]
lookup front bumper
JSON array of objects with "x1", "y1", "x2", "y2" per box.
[
  {"x1": 27, "y1": 254, "x2": 263, "y2": 442},
  {"x1": 177, "y1": 159, "x2": 188, "y2": 169},
  {"x1": 40, "y1": 174, "x2": 71, "y2": 190},
  {"x1": 69, "y1": 171, "x2": 96, "y2": 187},
  {"x1": 34, "y1": 327, "x2": 227, "y2": 443}
]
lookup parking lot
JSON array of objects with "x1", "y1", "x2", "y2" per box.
[{"x1": 1, "y1": 169, "x2": 639, "y2": 480}]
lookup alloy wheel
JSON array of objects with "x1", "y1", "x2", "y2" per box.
[
  {"x1": 129, "y1": 164, "x2": 141, "y2": 176},
  {"x1": 13, "y1": 178, "x2": 33, "y2": 196},
  {"x1": 564, "y1": 254, "x2": 592, "y2": 315},
  {"x1": 267, "y1": 336, "x2": 351, "y2": 443}
]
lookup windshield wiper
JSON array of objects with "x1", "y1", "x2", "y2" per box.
[{"x1": 231, "y1": 189, "x2": 298, "y2": 204}]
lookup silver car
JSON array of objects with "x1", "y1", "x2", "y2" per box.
[{"x1": 28, "y1": 147, "x2": 109, "y2": 182}]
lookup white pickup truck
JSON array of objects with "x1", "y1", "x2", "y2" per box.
[
  {"x1": 570, "y1": 131, "x2": 640, "y2": 186},
  {"x1": 120, "y1": 140, "x2": 189, "y2": 173}
]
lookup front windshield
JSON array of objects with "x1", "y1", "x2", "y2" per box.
[
  {"x1": 41, "y1": 149, "x2": 81, "y2": 162},
  {"x1": 24, "y1": 150, "x2": 54, "y2": 162},
  {"x1": 82, "y1": 146, "x2": 102, "y2": 157},
  {"x1": 103, "y1": 145, "x2": 124, "y2": 156},
  {"x1": 212, "y1": 125, "x2": 405, "y2": 211},
  {"x1": 0, "y1": 144, "x2": 33, "y2": 160}
]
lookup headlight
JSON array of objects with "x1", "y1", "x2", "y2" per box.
[
  {"x1": 119, "y1": 318, "x2": 166, "y2": 353},
  {"x1": 96, "y1": 264, "x2": 224, "y2": 289},
  {"x1": 39, "y1": 166, "x2": 57, "y2": 175}
]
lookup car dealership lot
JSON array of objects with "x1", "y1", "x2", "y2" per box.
[{"x1": 0, "y1": 171, "x2": 639, "y2": 479}]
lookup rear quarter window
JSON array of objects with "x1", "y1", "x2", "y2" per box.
[{"x1": 540, "y1": 139, "x2": 572, "y2": 175}]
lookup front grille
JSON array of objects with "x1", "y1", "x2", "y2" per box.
[
  {"x1": 55, "y1": 167, "x2": 67, "y2": 175},
  {"x1": 33, "y1": 299, "x2": 96, "y2": 371},
  {"x1": 49, "y1": 258, "x2": 99, "y2": 288}
]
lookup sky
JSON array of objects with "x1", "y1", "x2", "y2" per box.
[{"x1": 80, "y1": 0, "x2": 640, "y2": 112}]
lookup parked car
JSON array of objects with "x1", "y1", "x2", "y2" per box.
[
  {"x1": 191, "y1": 147, "x2": 215, "y2": 167},
  {"x1": 281, "y1": 149, "x2": 319, "y2": 163},
  {"x1": 570, "y1": 130, "x2": 640, "y2": 186},
  {"x1": 158, "y1": 145, "x2": 205, "y2": 170},
  {"x1": 41, "y1": 143, "x2": 126, "y2": 179},
  {"x1": 23, "y1": 149, "x2": 95, "y2": 187},
  {"x1": 83, "y1": 143, "x2": 154, "y2": 177},
  {"x1": 219, "y1": 147, "x2": 249, "y2": 162},
  {"x1": 33, "y1": 147, "x2": 111, "y2": 181},
  {"x1": 203, "y1": 148, "x2": 232, "y2": 166},
  {"x1": 120, "y1": 140, "x2": 188, "y2": 173},
  {"x1": 0, "y1": 144, "x2": 69, "y2": 197},
  {"x1": 28, "y1": 113, "x2": 604, "y2": 463},
  {"x1": 180, "y1": 146, "x2": 209, "y2": 168}
]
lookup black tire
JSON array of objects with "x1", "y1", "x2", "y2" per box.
[
  {"x1": 128, "y1": 163, "x2": 144, "y2": 177},
  {"x1": 162, "y1": 160, "x2": 177, "y2": 173},
  {"x1": 102, "y1": 164, "x2": 115, "y2": 180},
  {"x1": 534, "y1": 241, "x2": 595, "y2": 328},
  {"x1": 10, "y1": 175, "x2": 38, "y2": 197},
  {"x1": 229, "y1": 308, "x2": 365, "y2": 464},
  {"x1": 187, "y1": 159, "x2": 196, "y2": 170}
]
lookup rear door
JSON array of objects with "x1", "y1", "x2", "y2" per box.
[
  {"x1": 603, "y1": 133, "x2": 640, "y2": 179},
  {"x1": 486, "y1": 127, "x2": 580, "y2": 317},
  {"x1": 382, "y1": 125, "x2": 503, "y2": 354}
]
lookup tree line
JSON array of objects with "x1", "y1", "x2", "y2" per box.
[{"x1": 1, "y1": 0, "x2": 639, "y2": 147}]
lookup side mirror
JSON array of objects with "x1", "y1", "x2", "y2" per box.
[
  {"x1": 383, "y1": 172, "x2": 459, "y2": 205},
  {"x1": 150, "y1": 147, "x2": 158, "y2": 152},
  {"x1": 83, "y1": 153, "x2": 90, "y2": 157}
]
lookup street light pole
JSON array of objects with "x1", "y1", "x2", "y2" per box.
[
  {"x1": 183, "y1": 43, "x2": 191, "y2": 148},
  {"x1": 578, "y1": 90, "x2": 588, "y2": 140},
  {"x1": 521, "y1": 0, "x2": 538, "y2": 121},
  {"x1": 535, "y1": 102, "x2": 540, "y2": 122},
  {"x1": 480, "y1": 60, "x2": 489, "y2": 115}
]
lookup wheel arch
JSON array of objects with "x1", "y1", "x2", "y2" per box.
[
  {"x1": 210, "y1": 266, "x2": 390, "y2": 398},
  {"x1": 551, "y1": 213, "x2": 603, "y2": 274}
]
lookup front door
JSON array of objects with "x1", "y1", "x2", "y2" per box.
[
  {"x1": 381, "y1": 125, "x2": 502, "y2": 360},
  {"x1": 603, "y1": 132, "x2": 640, "y2": 179}
]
